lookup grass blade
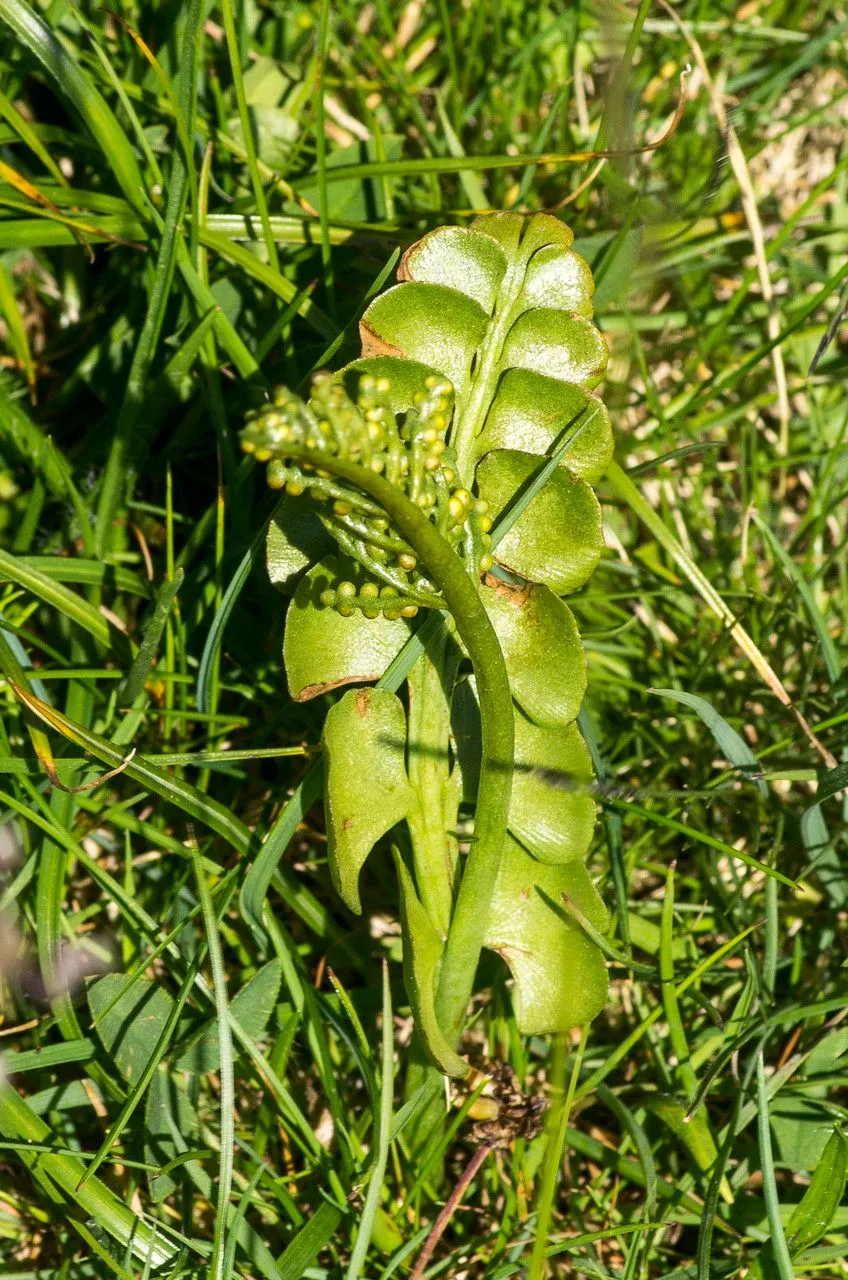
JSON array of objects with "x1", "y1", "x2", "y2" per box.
[
  {"x1": 93, "y1": 0, "x2": 205, "y2": 556},
  {"x1": 0, "y1": 547, "x2": 124, "y2": 651},
  {"x1": 749, "y1": 509, "x2": 841, "y2": 684},
  {"x1": 192, "y1": 838, "x2": 235, "y2": 1280},
  {"x1": 345, "y1": 961, "x2": 394, "y2": 1280},
  {"x1": 649, "y1": 688, "x2": 768, "y2": 797},
  {"x1": 221, "y1": 0, "x2": 278, "y2": 273},
  {"x1": 606, "y1": 461, "x2": 836, "y2": 769},
  {"x1": 0, "y1": 1084, "x2": 179, "y2": 1268},
  {"x1": 756, "y1": 1048, "x2": 795, "y2": 1280},
  {"x1": 0, "y1": 0, "x2": 145, "y2": 209},
  {"x1": 119, "y1": 569, "x2": 184, "y2": 705},
  {"x1": 197, "y1": 500, "x2": 282, "y2": 715},
  {"x1": 613, "y1": 796, "x2": 796, "y2": 888},
  {"x1": 527, "y1": 1031, "x2": 586, "y2": 1280},
  {"x1": 8, "y1": 683, "x2": 252, "y2": 853}
]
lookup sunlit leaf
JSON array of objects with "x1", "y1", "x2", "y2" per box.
[
  {"x1": 510, "y1": 709, "x2": 596, "y2": 864},
  {"x1": 477, "y1": 371, "x2": 612, "y2": 484},
  {"x1": 476, "y1": 449, "x2": 603, "y2": 594},
  {"x1": 481, "y1": 575, "x2": 586, "y2": 726},
  {"x1": 484, "y1": 835, "x2": 608, "y2": 1034},
  {"x1": 323, "y1": 687, "x2": 414, "y2": 912}
]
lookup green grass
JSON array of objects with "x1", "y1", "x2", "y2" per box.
[{"x1": 0, "y1": 1, "x2": 847, "y2": 1277}]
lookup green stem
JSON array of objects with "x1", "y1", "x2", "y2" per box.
[
  {"x1": 452, "y1": 259, "x2": 527, "y2": 482},
  {"x1": 450, "y1": 233, "x2": 540, "y2": 482},
  {"x1": 221, "y1": 0, "x2": 279, "y2": 274},
  {"x1": 280, "y1": 446, "x2": 514, "y2": 1056}
]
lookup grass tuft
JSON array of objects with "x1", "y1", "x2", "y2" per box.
[{"x1": 0, "y1": 1, "x2": 846, "y2": 1277}]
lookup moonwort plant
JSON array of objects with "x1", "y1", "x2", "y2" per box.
[{"x1": 241, "y1": 212, "x2": 613, "y2": 1079}]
